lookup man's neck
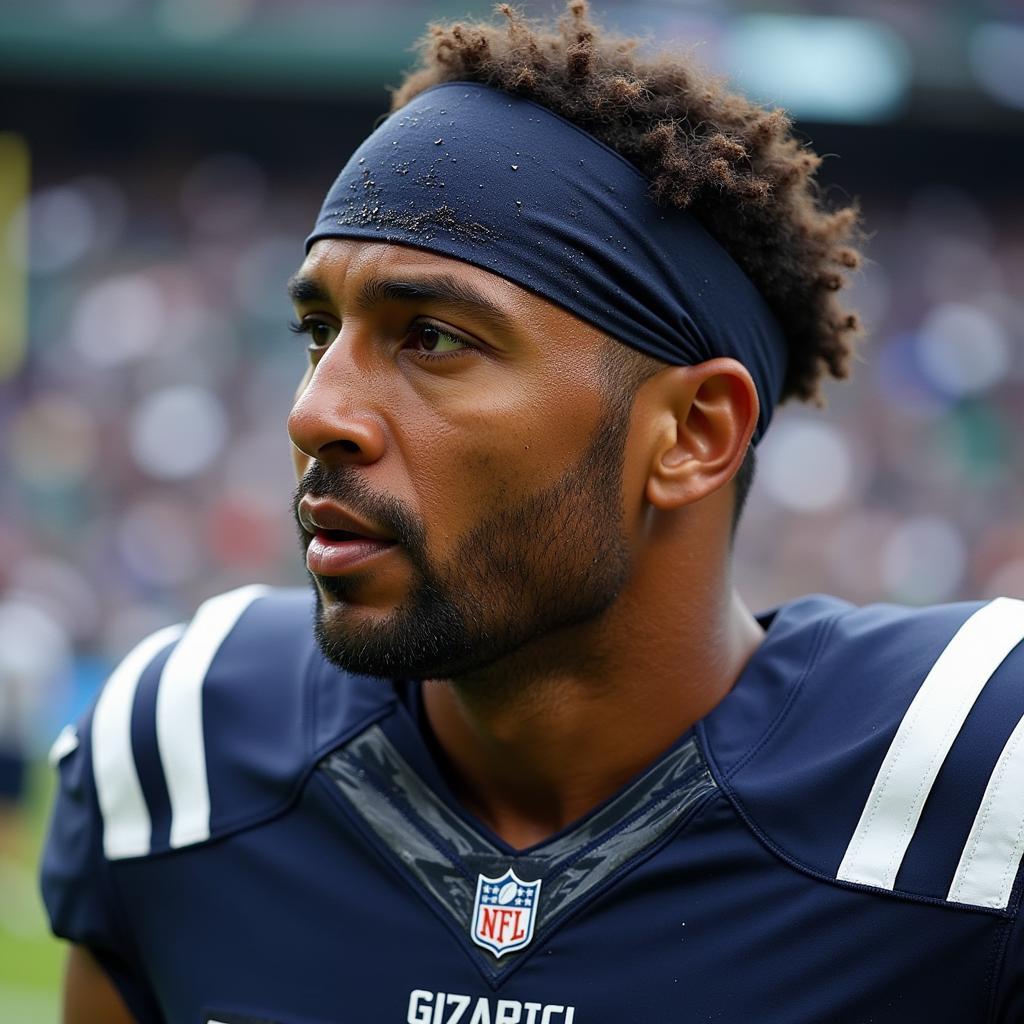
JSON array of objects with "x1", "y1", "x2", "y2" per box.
[{"x1": 421, "y1": 584, "x2": 764, "y2": 850}]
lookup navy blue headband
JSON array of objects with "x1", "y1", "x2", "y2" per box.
[{"x1": 307, "y1": 82, "x2": 787, "y2": 441}]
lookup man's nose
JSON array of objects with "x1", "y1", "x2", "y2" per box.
[{"x1": 287, "y1": 343, "x2": 387, "y2": 467}]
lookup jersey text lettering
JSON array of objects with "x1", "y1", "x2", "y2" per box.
[{"x1": 408, "y1": 989, "x2": 576, "y2": 1024}]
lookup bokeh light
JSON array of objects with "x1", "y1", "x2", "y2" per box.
[
  {"x1": 758, "y1": 420, "x2": 858, "y2": 513},
  {"x1": 71, "y1": 273, "x2": 166, "y2": 367},
  {"x1": 129, "y1": 385, "x2": 229, "y2": 480},
  {"x1": 969, "y1": 22, "x2": 1024, "y2": 110},
  {"x1": 880, "y1": 516, "x2": 967, "y2": 605},
  {"x1": 22, "y1": 185, "x2": 97, "y2": 275},
  {"x1": 916, "y1": 303, "x2": 1010, "y2": 397}
]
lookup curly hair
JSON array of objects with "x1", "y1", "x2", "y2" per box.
[{"x1": 392, "y1": 0, "x2": 864, "y2": 411}]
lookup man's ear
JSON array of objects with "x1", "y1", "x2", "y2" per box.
[{"x1": 643, "y1": 358, "x2": 759, "y2": 511}]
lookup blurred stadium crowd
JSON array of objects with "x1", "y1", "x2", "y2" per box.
[
  {"x1": 4, "y1": 157, "x2": 1022, "y2": 773},
  {"x1": 1, "y1": 0, "x2": 1023, "y2": 775}
]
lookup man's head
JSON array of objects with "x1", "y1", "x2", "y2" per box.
[{"x1": 287, "y1": 2, "x2": 863, "y2": 681}]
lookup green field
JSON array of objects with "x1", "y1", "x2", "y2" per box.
[{"x1": 0, "y1": 762, "x2": 64, "y2": 1022}]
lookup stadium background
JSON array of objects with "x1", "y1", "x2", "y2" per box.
[{"x1": 0, "y1": 0, "x2": 1021, "y2": 1016}]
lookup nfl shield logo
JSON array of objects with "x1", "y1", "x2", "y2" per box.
[{"x1": 470, "y1": 868, "x2": 542, "y2": 957}]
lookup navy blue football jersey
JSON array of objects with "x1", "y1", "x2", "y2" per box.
[{"x1": 41, "y1": 585, "x2": 1024, "y2": 1023}]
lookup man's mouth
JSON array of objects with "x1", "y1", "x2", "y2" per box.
[
  {"x1": 316, "y1": 527, "x2": 372, "y2": 542},
  {"x1": 298, "y1": 496, "x2": 398, "y2": 577},
  {"x1": 305, "y1": 529, "x2": 396, "y2": 577}
]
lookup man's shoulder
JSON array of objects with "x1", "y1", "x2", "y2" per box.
[
  {"x1": 56, "y1": 584, "x2": 394, "y2": 862},
  {"x1": 702, "y1": 593, "x2": 1024, "y2": 914}
]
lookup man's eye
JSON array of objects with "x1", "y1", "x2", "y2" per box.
[
  {"x1": 289, "y1": 320, "x2": 338, "y2": 350},
  {"x1": 407, "y1": 323, "x2": 470, "y2": 355}
]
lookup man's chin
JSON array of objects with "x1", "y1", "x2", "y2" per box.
[
  {"x1": 312, "y1": 582, "x2": 400, "y2": 638},
  {"x1": 310, "y1": 584, "x2": 476, "y2": 681},
  {"x1": 312, "y1": 601, "x2": 400, "y2": 679}
]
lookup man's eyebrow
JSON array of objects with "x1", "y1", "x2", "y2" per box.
[
  {"x1": 287, "y1": 274, "x2": 332, "y2": 305},
  {"x1": 356, "y1": 274, "x2": 517, "y2": 335},
  {"x1": 287, "y1": 270, "x2": 518, "y2": 336}
]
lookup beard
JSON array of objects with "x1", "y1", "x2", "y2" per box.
[{"x1": 293, "y1": 396, "x2": 633, "y2": 681}]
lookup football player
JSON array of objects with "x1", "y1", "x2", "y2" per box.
[{"x1": 42, "y1": 3, "x2": 1024, "y2": 1022}]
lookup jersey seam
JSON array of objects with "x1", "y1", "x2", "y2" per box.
[
  {"x1": 700, "y1": 606, "x2": 1018, "y2": 918},
  {"x1": 107, "y1": 702, "x2": 397, "y2": 862},
  {"x1": 985, "y1": 917, "x2": 1014, "y2": 1024},
  {"x1": 311, "y1": 766, "x2": 506, "y2": 986},
  {"x1": 545, "y1": 766, "x2": 717, "y2": 877},
  {"x1": 332, "y1": 744, "x2": 479, "y2": 882},
  {"x1": 717, "y1": 610, "x2": 839, "y2": 782},
  {"x1": 986, "y1": 869, "x2": 1024, "y2": 1022},
  {"x1": 326, "y1": 731, "x2": 717, "y2": 882},
  {"x1": 708, "y1": 757, "x2": 1014, "y2": 917}
]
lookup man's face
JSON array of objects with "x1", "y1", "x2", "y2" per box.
[{"x1": 287, "y1": 239, "x2": 636, "y2": 680}]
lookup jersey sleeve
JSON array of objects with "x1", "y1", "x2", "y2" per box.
[
  {"x1": 40, "y1": 583, "x2": 321, "y2": 1022},
  {"x1": 40, "y1": 582, "x2": 361, "y2": 1023},
  {"x1": 39, "y1": 626, "x2": 181, "y2": 1024}
]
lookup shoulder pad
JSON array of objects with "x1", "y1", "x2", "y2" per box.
[
  {"x1": 83, "y1": 585, "x2": 393, "y2": 860},
  {"x1": 702, "y1": 595, "x2": 1024, "y2": 914}
]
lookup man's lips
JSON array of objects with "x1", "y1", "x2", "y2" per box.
[
  {"x1": 298, "y1": 496, "x2": 397, "y2": 577},
  {"x1": 305, "y1": 533, "x2": 396, "y2": 576},
  {"x1": 297, "y1": 496, "x2": 395, "y2": 542}
]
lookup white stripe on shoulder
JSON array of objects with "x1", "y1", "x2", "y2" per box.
[
  {"x1": 48, "y1": 724, "x2": 79, "y2": 766},
  {"x1": 93, "y1": 623, "x2": 185, "y2": 860},
  {"x1": 156, "y1": 584, "x2": 269, "y2": 849},
  {"x1": 837, "y1": 597, "x2": 1024, "y2": 890},
  {"x1": 947, "y1": 710, "x2": 1024, "y2": 909}
]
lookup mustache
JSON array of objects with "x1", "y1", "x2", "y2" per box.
[{"x1": 291, "y1": 462, "x2": 426, "y2": 553}]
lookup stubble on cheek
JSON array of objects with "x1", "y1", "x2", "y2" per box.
[{"x1": 302, "y1": 378, "x2": 632, "y2": 680}]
